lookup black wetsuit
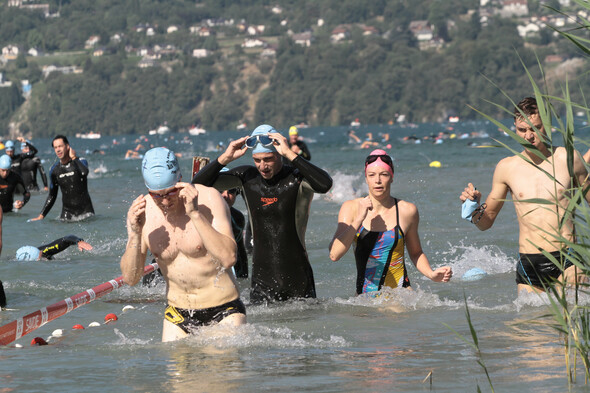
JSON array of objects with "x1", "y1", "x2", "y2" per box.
[
  {"x1": 0, "y1": 172, "x2": 29, "y2": 212},
  {"x1": 20, "y1": 155, "x2": 48, "y2": 191},
  {"x1": 230, "y1": 206, "x2": 249, "y2": 278},
  {"x1": 288, "y1": 140, "x2": 312, "y2": 160},
  {"x1": 38, "y1": 235, "x2": 84, "y2": 259},
  {"x1": 40, "y1": 158, "x2": 94, "y2": 220},
  {"x1": 193, "y1": 156, "x2": 333, "y2": 303}
]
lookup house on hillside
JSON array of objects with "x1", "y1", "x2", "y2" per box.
[
  {"x1": 1, "y1": 45, "x2": 19, "y2": 60},
  {"x1": 138, "y1": 58, "x2": 156, "y2": 68},
  {"x1": 360, "y1": 24, "x2": 379, "y2": 36},
  {"x1": 517, "y1": 21, "x2": 540, "y2": 37},
  {"x1": 242, "y1": 38, "x2": 266, "y2": 48},
  {"x1": 93, "y1": 47, "x2": 105, "y2": 57},
  {"x1": 247, "y1": 25, "x2": 266, "y2": 35},
  {"x1": 261, "y1": 47, "x2": 277, "y2": 58},
  {"x1": 331, "y1": 25, "x2": 350, "y2": 43},
  {"x1": 499, "y1": 0, "x2": 528, "y2": 17},
  {"x1": 292, "y1": 32, "x2": 313, "y2": 47},
  {"x1": 190, "y1": 26, "x2": 212, "y2": 37},
  {"x1": 409, "y1": 21, "x2": 433, "y2": 41},
  {"x1": 85, "y1": 35, "x2": 100, "y2": 49},
  {"x1": 42, "y1": 65, "x2": 82, "y2": 78},
  {"x1": 192, "y1": 49, "x2": 211, "y2": 58},
  {"x1": 28, "y1": 48, "x2": 42, "y2": 57},
  {"x1": 167, "y1": 26, "x2": 179, "y2": 34}
]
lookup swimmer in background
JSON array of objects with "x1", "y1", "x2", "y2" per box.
[
  {"x1": 287, "y1": 126, "x2": 312, "y2": 160},
  {"x1": 348, "y1": 130, "x2": 361, "y2": 144},
  {"x1": 15, "y1": 235, "x2": 93, "y2": 261},
  {"x1": 219, "y1": 168, "x2": 249, "y2": 278},
  {"x1": 329, "y1": 149, "x2": 452, "y2": 295},
  {"x1": 360, "y1": 133, "x2": 379, "y2": 150},
  {"x1": 0, "y1": 155, "x2": 30, "y2": 213},
  {"x1": 20, "y1": 141, "x2": 48, "y2": 191},
  {"x1": 31, "y1": 135, "x2": 94, "y2": 221}
]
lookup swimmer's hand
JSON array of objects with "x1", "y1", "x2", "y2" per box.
[
  {"x1": 69, "y1": 147, "x2": 77, "y2": 161},
  {"x1": 219, "y1": 136, "x2": 249, "y2": 165},
  {"x1": 29, "y1": 214, "x2": 44, "y2": 221},
  {"x1": 352, "y1": 196, "x2": 372, "y2": 228},
  {"x1": 77, "y1": 240, "x2": 93, "y2": 251},
  {"x1": 13, "y1": 200, "x2": 24, "y2": 209},
  {"x1": 270, "y1": 133, "x2": 297, "y2": 161},
  {"x1": 460, "y1": 182, "x2": 481, "y2": 204},
  {"x1": 127, "y1": 195, "x2": 146, "y2": 234},
  {"x1": 430, "y1": 266, "x2": 453, "y2": 283},
  {"x1": 177, "y1": 182, "x2": 199, "y2": 216}
]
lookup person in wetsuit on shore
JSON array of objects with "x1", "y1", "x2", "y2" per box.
[
  {"x1": 15, "y1": 234, "x2": 93, "y2": 261},
  {"x1": 192, "y1": 124, "x2": 333, "y2": 303},
  {"x1": 31, "y1": 135, "x2": 94, "y2": 221},
  {"x1": 0, "y1": 155, "x2": 30, "y2": 213},
  {"x1": 20, "y1": 141, "x2": 48, "y2": 192},
  {"x1": 329, "y1": 149, "x2": 452, "y2": 295}
]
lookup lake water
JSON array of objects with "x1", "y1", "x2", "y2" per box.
[{"x1": 1, "y1": 121, "x2": 589, "y2": 392}]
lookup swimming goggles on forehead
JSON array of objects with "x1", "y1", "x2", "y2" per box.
[
  {"x1": 365, "y1": 154, "x2": 393, "y2": 169},
  {"x1": 245, "y1": 134, "x2": 275, "y2": 148}
]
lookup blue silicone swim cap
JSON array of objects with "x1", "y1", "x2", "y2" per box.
[
  {"x1": 0, "y1": 155, "x2": 11, "y2": 170},
  {"x1": 16, "y1": 246, "x2": 41, "y2": 261},
  {"x1": 4, "y1": 141, "x2": 14, "y2": 151},
  {"x1": 250, "y1": 124, "x2": 278, "y2": 154},
  {"x1": 141, "y1": 147, "x2": 181, "y2": 191}
]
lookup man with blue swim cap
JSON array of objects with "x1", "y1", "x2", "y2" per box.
[
  {"x1": 193, "y1": 124, "x2": 333, "y2": 303},
  {"x1": 15, "y1": 235, "x2": 93, "y2": 261},
  {"x1": 121, "y1": 147, "x2": 245, "y2": 342}
]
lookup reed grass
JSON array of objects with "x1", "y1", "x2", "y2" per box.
[{"x1": 451, "y1": 1, "x2": 590, "y2": 388}]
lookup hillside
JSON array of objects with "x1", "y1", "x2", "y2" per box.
[{"x1": 0, "y1": 0, "x2": 588, "y2": 136}]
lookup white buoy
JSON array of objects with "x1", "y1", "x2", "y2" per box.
[
  {"x1": 122, "y1": 305, "x2": 135, "y2": 312},
  {"x1": 51, "y1": 329, "x2": 64, "y2": 337},
  {"x1": 88, "y1": 321, "x2": 101, "y2": 327}
]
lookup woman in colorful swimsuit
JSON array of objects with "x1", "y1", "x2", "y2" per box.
[{"x1": 329, "y1": 149, "x2": 452, "y2": 295}]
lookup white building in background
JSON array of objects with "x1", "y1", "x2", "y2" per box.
[
  {"x1": 192, "y1": 49, "x2": 210, "y2": 58},
  {"x1": 499, "y1": 0, "x2": 528, "y2": 18}
]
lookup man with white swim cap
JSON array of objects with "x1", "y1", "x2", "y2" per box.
[
  {"x1": 0, "y1": 154, "x2": 29, "y2": 213},
  {"x1": 31, "y1": 135, "x2": 94, "y2": 221},
  {"x1": 192, "y1": 124, "x2": 333, "y2": 303},
  {"x1": 121, "y1": 147, "x2": 245, "y2": 342}
]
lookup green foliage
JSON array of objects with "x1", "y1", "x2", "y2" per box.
[{"x1": 0, "y1": 0, "x2": 588, "y2": 134}]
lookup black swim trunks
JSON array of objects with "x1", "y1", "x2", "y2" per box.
[
  {"x1": 164, "y1": 298, "x2": 246, "y2": 334},
  {"x1": 516, "y1": 250, "x2": 574, "y2": 288}
]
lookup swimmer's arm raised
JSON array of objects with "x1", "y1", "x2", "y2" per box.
[
  {"x1": 292, "y1": 156, "x2": 333, "y2": 193},
  {"x1": 182, "y1": 183, "x2": 237, "y2": 269},
  {"x1": 120, "y1": 195, "x2": 148, "y2": 286},
  {"x1": 329, "y1": 198, "x2": 370, "y2": 261}
]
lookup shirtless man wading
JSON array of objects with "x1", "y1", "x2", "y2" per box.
[{"x1": 120, "y1": 147, "x2": 245, "y2": 342}]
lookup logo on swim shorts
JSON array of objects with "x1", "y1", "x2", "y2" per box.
[{"x1": 260, "y1": 197, "x2": 278, "y2": 206}]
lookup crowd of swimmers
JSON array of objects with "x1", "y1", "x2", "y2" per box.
[{"x1": 2, "y1": 97, "x2": 589, "y2": 343}]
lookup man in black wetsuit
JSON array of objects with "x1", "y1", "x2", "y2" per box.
[
  {"x1": 15, "y1": 234, "x2": 93, "y2": 261},
  {"x1": 0, "y1": 154, "x2": 30, "y2": 213},
  {"x1": 193, "y1": 124, "x2": 333, "y2": 303},
  {"x1": 222, "y1": 186, "x2": 249, "y2": 278},
  {"x1": 20, "y1": 141, "x2": 48, "y2": 191},
  {"x1": 31, "y1": 135, "x2": 94, "y2": 221}
]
